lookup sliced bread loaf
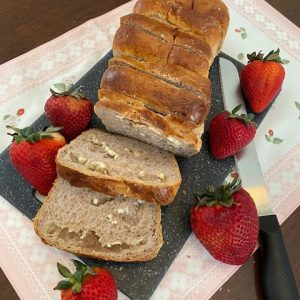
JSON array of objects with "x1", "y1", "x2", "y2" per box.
[
  {"x1": 56, "y1": 129, "x2": 181, "y2": 205},
  {"x1": 34, "y1": 177, "x2": 163, "y2": 262}
]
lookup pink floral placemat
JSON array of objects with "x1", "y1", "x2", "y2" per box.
[{"x1": 0, "y1": 1, "x2": 299, "y2": 299}]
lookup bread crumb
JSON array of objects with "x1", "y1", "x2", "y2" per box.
[
  {"x1": 138, "y1": 171, "x2": 145, "y2": 178},
  {"x1": 91, "y1": 138, "x2": 101, "y2": 145},
  {"x1": 123, "y1": 147, "x2": 130, "y2": 152},
  {"x1": 80, "y1": 232, "x2": 87, "y2": 239},
  {"x1": 158, "y1": 173, "x2": 166, "y2": 182},
  {"x1": 111, "y1": 241, "x2": 122, "y2": 245},
  {"x1": 78, "y1": 156, "x2": 87, "y2": 165},
  {"x1": 102, "y1": 144, "x2": 118, "y2": 159},
  {"x1": 135, "y1": 199, "x2": 145, "y2": 205},
  {"x1": 117, "y1": 208, "x2": 124, "y2": 214},
  {"x1": 111, "y1": 220, "x2": 118, "y2": 225},
  {"x1": 134, "y1": 151, "x2": 141, "y2": 158},
  {"x1": 106, "y1": 243, "x2": 112, "y2": 248},
  {"x1": 92, "y1": 198, "x2": 99, "y2": 206},
  {"x1": 107, "y1": 214, "x2": 112, "y2": 220},
  {"x1": 70, "y1": 152, "x2": 78, "y2": 163},
  {"x1": 167, "y1": 136, "x2": 181, "y2": 146},
  {"x1": 89, "y1": 161, "x2": 108, "y2": 174}
]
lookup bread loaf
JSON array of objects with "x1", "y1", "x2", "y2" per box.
[{"x1": 95, "y1": 0, "x2": 229, "y2": 156}]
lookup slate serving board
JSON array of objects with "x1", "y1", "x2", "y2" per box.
[{"x1": 0, "y1": 52, "x2": 270, "y2": 300}]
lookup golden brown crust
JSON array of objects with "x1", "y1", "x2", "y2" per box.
[
  {"x1": 100, "y1": 64, "x2": 210, "y2": 125},
  {"x1": 33, "y1": 180, "x2": 163, "y2": 262},
  {"x1": 108, "y1": 56, "x2": 211, "y2": 99},
  {"x1": 133, "y1": 0, "x2": 227, "y2": 56},
  {"x1": 113, "y1": 24, "x2": 210, "y2": 76},
  {"x1": 113, "y1": 24, "x2": 171, "y2": 63},
  {"x1": 96, "y1": 89, "x2": 202, "y2": 146},
  {"x1": 96, "y1": 0, "x2": 229, "y2": 156},
  {"x1": 192, "y1": 0, "x2": 230, "y2": 38},
  {"x1": 120, "y1": 13, "x2": 174, "y2": 44},
  {"x1": 56, "y1": 158, "x2": 181, "y2": 206},
  {"x1": 120, "y1": 13, "x2": 213, "y2": 62},
  {"x1": 168, "y1": 6, "x2": 222, "y2": 54}
]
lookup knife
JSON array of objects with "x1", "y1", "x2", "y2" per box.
[{"x1": 219, "y1": 57, "x2": 299, "y2": 300}]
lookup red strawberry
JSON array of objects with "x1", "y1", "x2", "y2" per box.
[
  {"x1": 240, "y1": 49, "x2": 288, "y2": 113},
  {"x1": 209, "y1": 105, "x2": 256, "y2": 159},
  {"x1": 7, "y1": 126, "x2": 66, "y2": 195},
  {"x1": 55, "y1": 260, "x2": 117, "y2": 300},
  {"x1": 190, "y1": 179, "x2": 259, "y2": 265},
  {"x1": 45, "y1": 83, "x2": 93, "y2": 141}
]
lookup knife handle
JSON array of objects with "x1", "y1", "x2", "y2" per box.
[{"x1": 259, "y1": 215, "x2": 299, "y2": 300}]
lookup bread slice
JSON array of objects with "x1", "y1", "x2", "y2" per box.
[
  {"x1": 99, "y1": 64, "x2": 210, "y2": 126},
  {"x1": 34, "y1": 177, "x2": 163, "y2": 262},
  {"x1": 113, "y1": 23, "x2": 210, "y2": 76},
  {"x1": 109, "y1": 56, "x2": 211, "y2": 99},
  {"x1": 95, "y1": 90, "x2": 204, "y2": 156},
  {"x1": 56, "y1": 129, "x2": 181, "y2": 205}
]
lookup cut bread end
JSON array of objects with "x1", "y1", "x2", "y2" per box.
[
  {"x1": 34, "y1": 177, "x2": 163, "y2": 262},
  {"x1": 95, "y1": 103, "x2": 204, "y2": 157}
]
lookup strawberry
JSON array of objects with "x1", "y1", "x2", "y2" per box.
[
  {"x1": 7, "y1": 126, "x2": 66, "y2": 195},
  {"x1": 54, "y1": 260, "x2": 117, "y2": 300},
  {"x1": 240, "y1": 49, "x2": 288, "y2": 113},
  {"x1": 45, "y1": 83, "x2": 93, "y2": 141},
  {"x1": 209, "y1": 105, "x2": 256, "y2": 159},
  {"x1": 190, "y1": 179, "x2": 259, "y2": 265}
]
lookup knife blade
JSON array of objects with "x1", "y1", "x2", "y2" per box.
[{"x1": 219, "y1": 57, "x2": 299, "y2": 300}]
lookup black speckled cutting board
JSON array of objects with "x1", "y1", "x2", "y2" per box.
[{"x1": 0, "y1": 52, "x2": 271, "y2": 300}]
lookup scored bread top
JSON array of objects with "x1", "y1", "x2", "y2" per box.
[
  {"x1": 100, "y1": 64, "x2": 210, "y2": 126},
  {"x1": 113, "y1": 24, "x2": 210, "y2": 76},
  {"x1": 56, "y1": 129, "x2": 182, "y2": 205},
  {"x1": 133, "y1": 0, "x2": 227, "y2": 56},
  {"x1": 34, "y1": 177, "x2": 163, "y2": 262},
  {"x1": 120, "y1": 13, "x2": 213, "y2": 63}
]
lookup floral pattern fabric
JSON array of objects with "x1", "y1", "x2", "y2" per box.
[{"x1": 0, "y1": 1, "x2": 299, "y2": 299}]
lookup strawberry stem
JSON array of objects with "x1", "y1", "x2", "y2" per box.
[
  {"x1": 194, "y1": 178, "x2": 241, "y2": 208},
  {"x1": 6, "y1": 126, "x2": 62, "y2": 143},
  {"x1": 227, "y1": 105, "x2": 256, "y2": 127},
  {"x1": 50, "y1": 82, "x2": 87, "y2": 99},
  {"x1": 247, "y1": 48, "x2": 289, "y2": 64},
  {"x1": 54, "y1": 260, "x2": 96, "y2": 293}
]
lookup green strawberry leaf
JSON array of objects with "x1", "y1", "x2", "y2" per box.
[
  {"x1": 72, "y1": 259, "x2": 87, "y2": 272},
  {"x1": 7, "y1": 125, "x2": 23, "y2": 134},
  {"x1": 57, "y1": 263, "x2": 72, "y2": 278},
  {"x1": 232, "y1": 104, "x2": 242, "y2": 115},
  {"x1": 273, "y1": 137, "x2": 283, "y2": 144},
  {"x1": 53, "y1": 83, "x2": 67, "y2": 92},
  {"x1": 281, "y1": 59, "x2": 290, "y2": 64},
  {"x1": 54, "y1": 280, "x2": 73, "y2": 290},
  {"x1": 241, "y1": 32, "x2": 247, "y2": 39},
  {"x1": 237, "y1": 52, "x2": 244, "y2": 61},
  {"x1": 295, "y1": 101, "x2": 300, "y2": 110},
  {"x1": 45, "y1": 126, "x2": 62, "y2": 133},
  {"x1": 265, "y1": 134, "x2": 272, "y2": 142}
]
